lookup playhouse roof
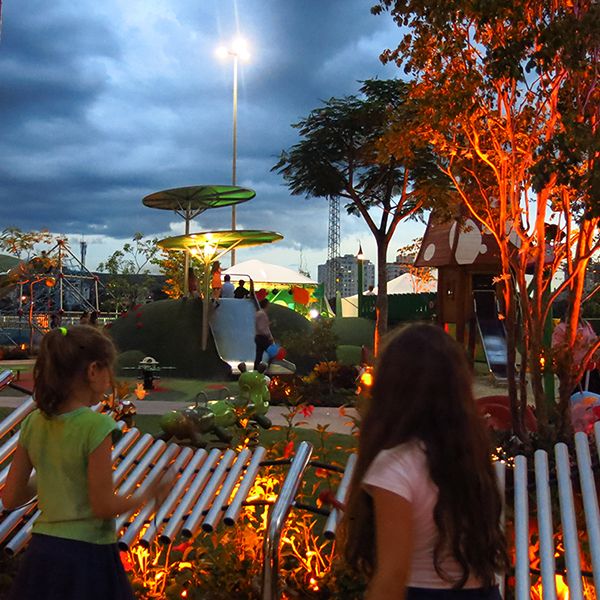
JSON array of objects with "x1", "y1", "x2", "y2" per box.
[
  {"x1": 414, "y1": 214, "x2": 501, "y2": 268},
  {"x1": 223, "y1": 259, "x2": 317, "y2": 285}
]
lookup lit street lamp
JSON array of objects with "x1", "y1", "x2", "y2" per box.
[
  {"x1": 216, "y1": 38, "x2": 250, "y2": 266},
  {"x1": 356, "y1": 242, "x2": 365, "y2": 317}
]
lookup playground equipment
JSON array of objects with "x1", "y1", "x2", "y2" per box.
[
  {"x1": 0, "y1": 239, "x2": 103, "y2": 348},
  {"x1": 143, "y1": 185, "x2": 255, "y2": 295},
  {"x1": 473, "y1": 289, "x2": 508, "y2": 381},
  {"x1": 157, "y1": 229, "x2": 283, "y2": 352},
  {"x1": 414, "y1": 214, "x2": 510, "y2": 382},
  {"x1": 159, "y1": 364, "x2": 272, "y2": 445}
]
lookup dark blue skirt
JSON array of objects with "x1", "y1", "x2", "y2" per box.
[
  {"x1": 406, "y1": 586, "x2": 502, "y2": 599},
  {"x1": 8, "y1": 533, "x2": 135, "y2": 600}
]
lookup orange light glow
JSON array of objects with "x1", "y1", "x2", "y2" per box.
[
  {"x1": 555, "y1": 574, "x2": 569, "y2": 600},
  {"x1": 360, "y1": 370, "x2": 373, "y2": 387}
]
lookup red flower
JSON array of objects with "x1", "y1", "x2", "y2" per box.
[
  {"x1": 318, "y1": 489, "x2": 345, "y2": 511},
  {"x1": 315, "y1": 468, "x2": 328, "y2": 478},
  {"x1": 135, "y1": 312, "x2": 142, "y2": 318},
  {"x1": 120, "y1": 551, "x2": 133, "y2": 572},
  {"x1": 173, "y1": 540, "x2": 193, "y2": 553},
  {"x1": 283, "y1": 440, "x2": 294, "y2": 458},
  {"x1": 300, "y1": 404, "x2": 314, "y2": 418}
]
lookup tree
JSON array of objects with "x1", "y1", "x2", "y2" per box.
[
  {"x1": 0, "y1": 227, "x2": 57, "y2": 259},
  {"x1": 373, "y1": 1, "x2": 599, "y2": 436},
  {"x1": 274, "y1": 79, "x2": 450, "y2": 351},
  {"x1": 97, "y1": 233, "x2": 160, "y2": 311}
]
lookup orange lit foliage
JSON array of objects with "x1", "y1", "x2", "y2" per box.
[
  {"x1": 374, "y1": 0, "x2": 599, "y2": 436},
  {"x1": 121, "y1": 402, "x2": 361, "y2": 599}
]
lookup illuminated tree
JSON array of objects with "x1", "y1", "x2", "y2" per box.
[
  {"x1": 274, "y1": 79, "x2": 451, "y2": 351},
  {"x1": 373, "y1": 1, "x2": 599, "y2": 435}
]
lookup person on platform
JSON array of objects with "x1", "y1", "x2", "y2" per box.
[
  {"x1": 234, "y1": 279, "x2": 250, "y2": 299},
  {"x1": 221, "y1": 274, "x2": 235, "y2": 299},
  {"x1": 364, "y1": 285, "x2": 376, "y2": 296},
  {"x1": 210, "y1": 261, "x2": 222, "y2": 305},
  {"x1": 187, "y1": 267, "x2": 199, "y2": 299}
]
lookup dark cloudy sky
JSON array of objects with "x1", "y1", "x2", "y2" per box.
[{"x1": 0, "y1": 0, "x2": 424, "y2": 277}]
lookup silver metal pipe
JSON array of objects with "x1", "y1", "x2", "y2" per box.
[
  {"x1": 0, "y1": 396, "x2": 35, "y2": 441},
  {"x1": 112, "y1": 428, "x2": 141, "y2": 463},
  {"x1": 139, "y1": 448, "x2": 207, "y2": 548},
  {"x1": 5, "y1": 509, "x2": 40, "y2": 556},
  {"x1": 0, "y1": 432, "x2": 19, "y2": 468},
  {"x1": 2, "y1": 429, "x2": 147, "y2": 556},
  {"x1": 0, "y1": 370, "x2": 15, "y2": 391},
  {"x1": 514, "y1": 454, "x2": 530, "y2": 600},
  {"x1": 534, "y1": 450, "x2": 556, "y2": 600},
  {"x1": 117, "y1": 446, "x2": 192, "y2": 550},
  {"x1": 202, "y1": 448, "x2": 251, "y2": 533},
  {"x1": 555, "y1": 443, "x2": 584, "y2": 598},
  {"x1": 115, "y1": 444, "x2": 180, "y2": 531},
  {"x1": 261, "y1": 441, "x2": 313, "y2": 600},
  {"x1": 323, "y1": 452, "x2": 356, "y2": 540},
  {"x1": 0, "y1": 502, "x2": 37, "y2": 545},
  {"x1": 181, "y1": 449, "x2": 237, "y2": 538},
  {"x1": 159, "y1": 448, "x2": 222, "y2": 545},
  {"x1": 575, "y1": 432, "x2": 600, "y2": 587},
  {"x1": 223, "y1": 446, "x2": 266, "y2": 526},
  {"x1": 112, "y1": 433, "x2": 155, "y2": 485},
  {"x1": 493, "y1": 460, "x2": 506, "y2": 597}
]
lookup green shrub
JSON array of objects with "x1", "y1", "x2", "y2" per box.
[
  {"x1": 336, "y1": 345, "x2": 362, "y2": 366},
  {"x1": 280, "y1": 319, "x2": 338, "y2": 375},
  {"x1": 332, "y1": 317, "x2": 374, "y2": 347}
]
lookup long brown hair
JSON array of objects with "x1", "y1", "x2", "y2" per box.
[
  {"x1": 343, "y1": 323, "x2": 507, "y2": 587},
  {"x1": 33, "y1": 325, "x2": 116, "y2": 416}
]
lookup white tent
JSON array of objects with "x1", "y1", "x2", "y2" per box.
[
  {"x1": 374, "y1": 271, "x2": 437, "y2": 295},
  {"x1": 222, "y1": 259, "x2": 317, "y2": 285},
  {"x1": 341, "y1": 271, "x2": 437, "y2": 317}
]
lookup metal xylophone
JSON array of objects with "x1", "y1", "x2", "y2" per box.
[{"x1": 0, "y1": 369, "x2": 356, "y2": 600}]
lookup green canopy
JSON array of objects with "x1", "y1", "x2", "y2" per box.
[
  {"x1": 157, "y1": 230, "x2": 283, "y2": 252},
  {"x1": 143, "y1": 185, "x2": 255, "y2": 213}
]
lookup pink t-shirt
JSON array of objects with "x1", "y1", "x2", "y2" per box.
[{"x1": 363, "y1": 440, "x2": 483, "y2": 589}]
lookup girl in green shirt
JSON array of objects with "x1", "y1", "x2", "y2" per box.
[{"x1": 2, "y1": 325, "x2": 169, "y2": 600}]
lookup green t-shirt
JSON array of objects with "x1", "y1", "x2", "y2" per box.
[{"x1": 19, "y1": 407, "x2": 121, "y2": 545}]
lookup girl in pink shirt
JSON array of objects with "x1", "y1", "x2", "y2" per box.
[{"x1": 343, "y1": 324, "x2": 507, "y2": 599}]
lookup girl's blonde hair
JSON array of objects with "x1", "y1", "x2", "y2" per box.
[{"x1": 33, "y1": 325, "x2": 116, "y2": 416}]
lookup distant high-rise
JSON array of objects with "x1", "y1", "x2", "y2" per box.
[
  {"x1": 80, "y1": 239, "x2": 87, "y2": 268},
  {"x1": 318, "y1": 254, "x2": 375, "y2": 297}
]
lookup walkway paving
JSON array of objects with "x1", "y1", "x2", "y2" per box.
[
  {"x1": 0, "y1": 358, "x2": 508, "y2": 436},
  {"x1": 0, "y1": 394, "x2": 358, "y2": 435}
]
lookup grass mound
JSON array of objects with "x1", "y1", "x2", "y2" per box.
[{"x1": 107, "y1": 299, "x2": 229, "y2": 380}]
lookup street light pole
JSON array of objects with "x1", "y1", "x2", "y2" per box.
[
  {"x1": 217, "y1": 38, "x2": 249, "y2": 267},
  {"x1": 231, "y1": 53, "x2": 238, "y2": 266},
  {"x1": 357, "y1": 243, "x2": 365, "y2": 318}
]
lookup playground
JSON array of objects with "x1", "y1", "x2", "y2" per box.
[{"x1": 0, "y1": 178, "x2": 599, "y2": 599}]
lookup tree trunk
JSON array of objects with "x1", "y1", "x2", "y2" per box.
[{"x1": 374, "y1": 237, "x2": 389, "y2": 355}]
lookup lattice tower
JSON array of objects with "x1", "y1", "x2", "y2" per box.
[{"x1": 327, "y1": 197, "x2": 340, "y2": 297}]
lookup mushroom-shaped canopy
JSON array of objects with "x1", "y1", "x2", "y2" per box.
[
  {"x1": 157, "y1": 230, "x2": 283, "y2": 252},
  {"x1": 143, "y1": 185, "x2": 255, "y2": 212}
]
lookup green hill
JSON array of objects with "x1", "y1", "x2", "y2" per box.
[
  {"x1": 106, "y1": 298, "x2": 311, "y2": 380},
  {"x1": 107, "y1": 298, "x2": 229, "y2": 380}
]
